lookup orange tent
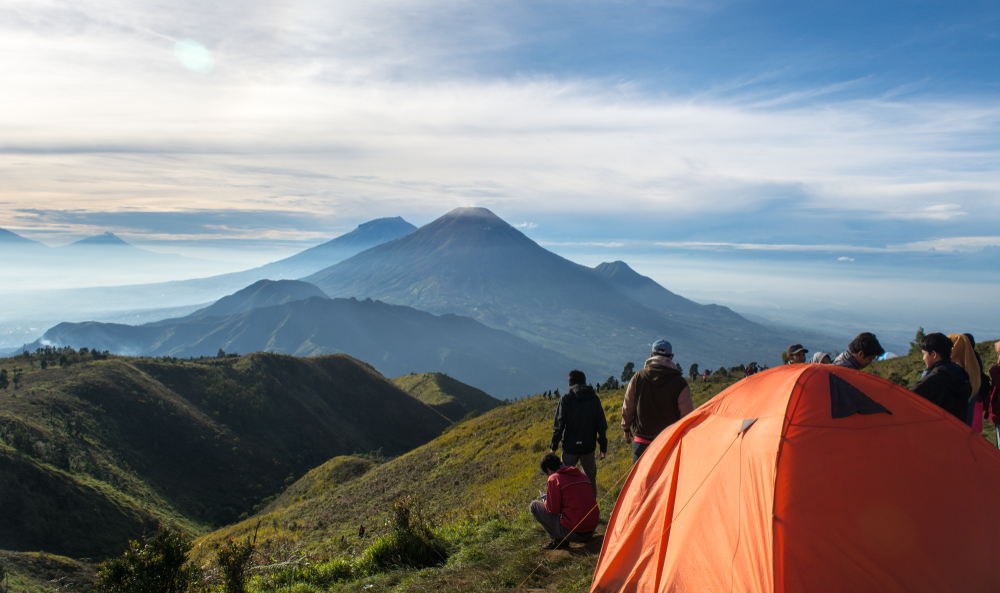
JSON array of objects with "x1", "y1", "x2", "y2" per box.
[{"x1": 592, "y1": 364, "x2": 1000, "y2": 592}]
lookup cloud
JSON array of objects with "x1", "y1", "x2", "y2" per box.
[
  {"x1": 0, "y1": 0, "x2": 996, "y2": 254},
  {"x1": 513, "y1": 221, "x2": 537, "y2": 229},
  {"x1": 837, "y1": 256, "x2": 855, "y2": 261}
]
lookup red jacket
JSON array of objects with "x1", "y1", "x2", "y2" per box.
[{"x1": 545, "y1": 466, "x2": 599, "y2": 533}]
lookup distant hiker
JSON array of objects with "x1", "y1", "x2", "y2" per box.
[
  {"x1": 949, "y1": 333, "x2": 983, "y2": 428},
  {"x1": 786, "y1": 344, "x2": 808, "y2": 364},
  {"x1": 810, "y1": 351, "x2": 832, "y2": 364},
  {"x1": 832, "y1": 333, "x2": 885, "y2": 370},
  {"x1": 621, "y1": 340, "x2": 694, "y2": 464},
  {"x1": 551, "y1": 370, "x2": 608, "y2": 499},
  {"x1": 911, "y1": 332, "x2": 971, "y2": 422},
  {"x1": 529, "y1": 453, "x2": 599, "y2": 550}
]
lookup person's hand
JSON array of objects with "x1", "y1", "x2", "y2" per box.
[
  {"x1": 598, "y1": 451, "x2": 606, "y2": 460},
  {"x1": 623, "y1": 430, "x2": 633, "y2": 443},
  {"x1": 550, "y1": 450, "x2": 557, "y2": 455}
]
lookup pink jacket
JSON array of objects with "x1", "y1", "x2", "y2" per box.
[{"x1": 545, "y1": 466, "x2": 599, "y2": 533}]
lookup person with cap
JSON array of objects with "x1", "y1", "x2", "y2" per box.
[
  {"x1": 551, "y1": 369, "x2": 608, "y2": 499},
  {"x1": 786, "y1": 344, "x2": 808, "y2": 364},
  {"x1": 620, "y1": 340, "x2": 694, "y2": 464},
  {"x1": 529, "y1": 453, "x2": 599, "y2": 550},
  {"x1": 833, "y1": 332, "x2": 885, "y2": 370}
]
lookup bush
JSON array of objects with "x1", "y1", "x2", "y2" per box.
[
  {"x1": 92, "y1": 526, "x2": 202, "y2": 593},
  {"x1": 357, "y1": 496, "x2": 449, "y2": 574}
]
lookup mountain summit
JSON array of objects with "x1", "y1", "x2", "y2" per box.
[{"x1": 69, "y1": 231, "x2": 132, "y2": 247}]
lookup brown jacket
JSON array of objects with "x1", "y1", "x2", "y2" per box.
[{"x1": 621, "y1": 356, "x2": 693, "y2": 440}]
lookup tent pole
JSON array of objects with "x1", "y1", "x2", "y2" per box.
[{"x1": 995, "y1": 426, "x2": 999, "y2": 449}]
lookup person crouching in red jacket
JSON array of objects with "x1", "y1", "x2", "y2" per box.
[{"x1": 529, "y1": 453, "x2": 599, "y2": 550}]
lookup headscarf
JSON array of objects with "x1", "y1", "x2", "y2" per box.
[
  {"x1": 810, "y1": 351, "x2": 832, "y2": 364},
  {"x1": 949, "y1": 333, "x2": 981, "y2": 399}
]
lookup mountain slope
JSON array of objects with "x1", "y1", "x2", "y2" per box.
[
  {"x1": 391, "y1": 372, "x2": 501, "y2": 421},
  {"x1": 0, "y1": 352, "x2": 450, "y2": 559},
  {"x1": 304, "y1": 207, "x2": 827, "y2": 371},
  {"x1": 35, "y1": 293, "x2": 580, "y2": 399},
  {"x1": 67, "y1": 231, "x2": 133, "y2": 248},
  {"x1": 0, "y1": 227, "x2": 43, "y2": 245},
  {"x1": 174, "y1": 279, "x2": 327, "y2": 321}
]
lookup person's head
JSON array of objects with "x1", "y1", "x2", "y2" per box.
[
  {"x1": 568, "y1": 369, "x2": 586, "y2": 386},
  {"x1": 847, "y1": 333, "x2": 885, "y2": 368},
  {"x1": 964, "y1": 333, "x2": 976, "y2": 347},
  {"x1": 919, "y1": 332, "x2": 953, "y2": 369},
  {"x1": 652, "y1": 339, "x2": 673, "y2": 359},
  {"x1": 540, "y1": 452, "x2": 562, "y2": 475},
  {"x1": 995, "y1": 341, "x2": 1000, "y2": 359},
  {"x1": 810, "y1": 351, "x2": 831, "y2": 364},
  {"x1": 786, "y1": 344, "x2": 808, "y2": 364}
]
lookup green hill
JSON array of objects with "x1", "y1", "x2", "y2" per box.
[
  {"x1": 0, "y1": 351, "x2": 450, "y2": 559},
  {"x1": 390, "y1": 372, "x2": 501, "y2": 421}
]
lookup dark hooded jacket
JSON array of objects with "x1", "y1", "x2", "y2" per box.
[
  {"x1": 551, "y1": 384, "x2": 608, "y2": 455},
  {"x1": 912, "y1": 361, "x2": 972, "y2": 422}
]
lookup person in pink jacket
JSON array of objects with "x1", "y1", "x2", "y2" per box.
[{"x1": 529, "y1": 453, "x2": 599, "y2": 550}]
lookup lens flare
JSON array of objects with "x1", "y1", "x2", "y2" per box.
[{"x1": 174, "y1": 38, "x2": 215, "y2": 74}]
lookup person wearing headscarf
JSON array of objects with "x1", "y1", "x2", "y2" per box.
[
  {"x1": 949, "y1": 334, "x2": 982, "y2": 428},
  {"x1": 810, "y1": 351, "x2": 832, "y2": 364}
]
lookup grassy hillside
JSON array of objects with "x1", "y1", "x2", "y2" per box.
[
  {"x1": 0, "y1": 350, "x2": 450, "y2": 559},
  {"x1": 187, "y1": 376, "x2": 731, "y2": 591},
  {"x1": 390, "y1": 372, "x2": 500, "y2": 422}
]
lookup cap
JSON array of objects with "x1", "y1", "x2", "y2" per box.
[
  {"x1": 652, "y1": 340, "x2": 673, "y2": 356},
  {"x1": 786, "y1": 344, "x2": 808, "y2": 356}
]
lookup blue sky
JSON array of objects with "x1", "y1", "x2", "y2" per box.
[{"x1": 0, "y1": 0, "x2": 997, "y2": 340}]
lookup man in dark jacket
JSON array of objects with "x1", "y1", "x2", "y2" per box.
[
  {"x1": 551, "y1": 369, "x2": 608, "y2": 499},
  {"x1": 912, "y1": 332, "x2": 972, "y2": 422},
  {"x1": 621, "y1": 340, "x2": 694, "y2": 464}
]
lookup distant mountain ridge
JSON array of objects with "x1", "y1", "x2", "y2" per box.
[
  {"x1": 68, "y1": 231, "x2": 133, "y2": 248},
  {"x1": 33, "y1": 287, "x2": 578, "y2": 399},
  {"x1": 304, "y1": 207, "x2": 822, "y2": 371},
  {"x1": 0, "y1": 227, "x2": 42, "y2": 245}
]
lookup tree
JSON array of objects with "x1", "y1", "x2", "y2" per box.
[
  {"x1": 781, "y1": 351, "x2": 790, "y2": 364},
  {"x1": 689, "y1": 363, "x2": 699, "y2": 380},
  {"x1": 0, "y1": 369, "x2": 7, "y2": 391},
  {"x1": 909, "y1": 327, "x2": 925, "y2": 356},
  {"x1": 217, "y1": 349, "x2": 227, "y2": 358},
  {"x1": 554, "y1": 388, "x2": 561, "y2": 398},
  {"x1": 11, "y1": 368, "x2": 21, "y2": 390},
  {"x1": 621, "y1": 362, "x2": 635, "y2": 385}
]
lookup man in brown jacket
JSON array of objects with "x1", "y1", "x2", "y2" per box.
[{"x1": 621, "y1": 340, "x2": 694, "y2": 463}]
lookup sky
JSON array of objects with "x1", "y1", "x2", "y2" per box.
[{"x1": 1, "y1": 0, "x2": 998, "y2": 342}]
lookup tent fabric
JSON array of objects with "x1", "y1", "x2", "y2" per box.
[{"x1": 591, "y1": 364, "x2": 1000, "y2": 593}]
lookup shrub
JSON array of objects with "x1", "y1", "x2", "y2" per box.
[
  {"x1": 217, "y1": 532, "x2": 257, "y2": 593},
  {"x1": 92, "y1": 526, "x2": 202, "y2": 593},
  {"x1": 358, "y1": 496, "x2": 449, "y2": 574}
]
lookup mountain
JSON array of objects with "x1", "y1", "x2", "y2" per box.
[
  {"x1": 33, "y1": 290, "x2": 579, "y2": 399},
  {"x1": 249, "y1": 217, "x2": 417, "y2": 281},
  {"x1": 0, "y1": 227, "x2": 42, "y2": 245},
  {"x1": 391, "y1": 372, "x2": 501, "y2": 421},
  {"x1": 67, "y1": 231, "x2": 133, "y2": 248},
  {"x1": 0, "y1": 351, "x2": 450, "y2": 559},
  {"x1": 303, "y1": 207, "x2": 828, "y2": 371}
]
